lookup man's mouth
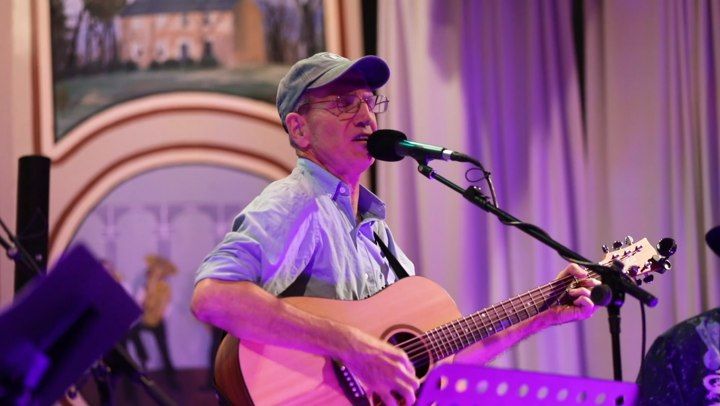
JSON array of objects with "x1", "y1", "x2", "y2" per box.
[{"x1": 353, "y1": 135, "x2": 369, "y2": 142}]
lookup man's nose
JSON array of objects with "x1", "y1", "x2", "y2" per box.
[{"x1": 353, "y1": 100, "x2": 375, "y2": 126}]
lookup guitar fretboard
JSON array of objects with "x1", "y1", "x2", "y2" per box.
[
  {"x1": 411, "y1": 241, "x2": 657, "y2": 361},
  {"x1": 420, "y1": 271, "x2": 598, "y2": 361}
]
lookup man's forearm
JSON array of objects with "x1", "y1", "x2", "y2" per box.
[
  {"x1": 191, "y1": 278, "x2": 350, "y2": 359},
  {"x1": 191, "y1": 278, "x2": 421, "y2": 403}
]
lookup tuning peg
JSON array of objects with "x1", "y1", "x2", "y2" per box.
[
  {"x1": 613, "y1": 241, "x2": 623, "y2": 250},
  {"x1": 602, "y1": 244, "x2": 610, "y2": 253},
  {"x1": 627, "y1": 265, "x2": 640, "y2": 277},
  {"x1": 649, "y1": 254, "x2": 672, "y2": 274},
  {"x1": 643, "y1": 274, "x2": 655, "y2": 284},
  {"x1": 624, "y1": 236, "x2": 634, "y2": 246},
  {"x1": 657, "y1": 238, "x2": 677, "y2": 257}
]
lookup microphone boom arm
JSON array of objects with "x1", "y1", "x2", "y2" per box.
[{"x1": 416, "y1": 163, "x2": 658, "y2": 307}]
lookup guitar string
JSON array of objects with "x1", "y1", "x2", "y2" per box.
[
  {"x1": 398, "y1": 283, "x2": 566, "y2": 364},
  {"x1": 396, "y1": 270, "x2": 610, "y2": 364},
  {"x1": 372, "y1": 261, "x2": 642, "y2": 387},
  {"x1": 394, "y1": 252, "x2": 645, "y2": 362},
  {"x1": 403, "y1": 269, "x2": 607, "y2": 362},
  {"x1": 402, "y1": 259, "x2": 651, "y2": 365},
  {"x1": 367, "y1": 252, "x2": 648, "y2": 399},
  {"x1": 396, "y1": 279, "x2": 569, "y2": 364}
]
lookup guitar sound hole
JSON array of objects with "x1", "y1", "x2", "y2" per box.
[{"x1": 387, "y1": 331, "x2": 430, "y2": 379}]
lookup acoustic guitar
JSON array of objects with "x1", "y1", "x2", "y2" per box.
[{"x1": 214, "y1": 237, "x2": 674, "y2": 405}]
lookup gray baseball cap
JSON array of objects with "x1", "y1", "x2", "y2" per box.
[{"x1": 276, "y1": 52, "x2": 390, "y2": 131}]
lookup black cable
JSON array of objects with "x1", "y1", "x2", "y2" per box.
[
  {"x1": 0, "y1": 217, "x2": 43, "y2": 276},
  {"x1": 462, "y1": 164, "x2": 600, "y2": 271},
  {"x1": 0, "y1": 234, "x2": 13, "y2": 253},
  {"x1": 465, "y1": 166, "x2": 498, "y2": 208},
  {"x1": 640, "y1": 302, "x2": 647, "y2": 372}
]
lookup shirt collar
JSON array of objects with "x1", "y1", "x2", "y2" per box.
[{"x1": 296, "y1": 158, "x2": 386, "y2": 221}]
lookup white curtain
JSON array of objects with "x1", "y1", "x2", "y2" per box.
[
  {"x1": 582, "y1": 0, "x2": 720, "y2": 379},
  {"x1": 377, "y1": 0, "x2": 720, "y2": 380}
]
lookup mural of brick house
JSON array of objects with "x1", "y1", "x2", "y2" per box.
[{"x1": 119, "y1": 0, "x2": 266, "y2": 69}]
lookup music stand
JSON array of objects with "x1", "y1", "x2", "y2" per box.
[
  {"x1": 0, "y1": 244, "x2": 142, "y2": 405},
  {"x1": 417, "y1": 364, "x2": 638, "y2": 405}
]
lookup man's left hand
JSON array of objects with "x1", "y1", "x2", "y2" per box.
[{"x1": 544, "y1": 263, "x2": 600, "y2": 326}]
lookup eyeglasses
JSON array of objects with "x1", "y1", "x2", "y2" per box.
[{"x1": 296, "y1": 93, "x2": 389, "y2": 117}]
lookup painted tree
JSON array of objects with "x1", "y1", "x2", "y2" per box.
[
  {"x1": 66, "y1": 0, "x2": 126, "y2": 73},
  {"x1": 50, "y1": 0, "x2": 71, "y2": 78}
]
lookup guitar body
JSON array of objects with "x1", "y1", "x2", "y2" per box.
[{"x1": 214, "y1": 276, "x2": 462, "y2": 405}]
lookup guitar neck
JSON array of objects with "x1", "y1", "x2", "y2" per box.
[{"x1": 420, "y1": 272, "x2": 588, "y2": 361}]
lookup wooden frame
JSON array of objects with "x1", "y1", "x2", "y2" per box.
[
  {"x1": 30, "y1": 0, "x2": 365, "y2": 261},
  {"x1": 32, "y1": 0, "x2": 364, "y2": 161}
]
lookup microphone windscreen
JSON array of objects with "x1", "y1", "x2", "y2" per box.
[
  {"x1": 367, "y1": 129, "x2": 407, "y2": 162},
  {"x1": 707, "y1": 226, "x2": 720, "y2": 257}
]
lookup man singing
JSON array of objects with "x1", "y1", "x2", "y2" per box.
[{"x1": 191, "y1": 52, "x2": 598, "y2": 405}]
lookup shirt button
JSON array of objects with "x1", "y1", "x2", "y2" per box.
[
  {"x1": 364, "y1": 273, "x2": 370, "y2": 280},
  {"x1": 339, "y1": 186, "x2": 347, "y2": 194}
]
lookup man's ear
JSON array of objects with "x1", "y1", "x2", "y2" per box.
[{"x1": 286, "y1": 112, "x2": 310, "y2": 150}]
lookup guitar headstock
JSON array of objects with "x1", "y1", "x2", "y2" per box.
[{"x1": 598, "y1": 236, "x2": 677, "y2": 285}]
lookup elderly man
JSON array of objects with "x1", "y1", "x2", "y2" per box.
[{"x1": 191, "y1": 52, "x2": 598, "y2": 405}]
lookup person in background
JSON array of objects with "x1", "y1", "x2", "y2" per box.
[{"x1": 127, "y1": 254, "x2": 179, "y2": 388}]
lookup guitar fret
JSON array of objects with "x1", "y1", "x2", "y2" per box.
[
  {"x1": 450, "y1": 321, "x2": 462, "y2": 351},
  {"x1": 522, "y1": 291, "x2": 537, "y2": 318},
  {"x1": 479, "y1": 313, "x2": 491, "y2": 339},
  {"x1": 464, "y1": 319, "x2": 474, "y2": 347},
  {"x1": 424, "y1": 330, "x2": 440, "y2": 361},
  {"x1": 482, "y1": 312, "x2": 494, "y2": 337},
  {"x1": 508, "y1": 298, "x2": 524, "y2": 323},
  {"x1": 431, "y1": 327, "x2": 449, "y2": 359},
  {"x1": 517, "y1": 292, "x2": 530, "y2": 319},
  {"x1": 499, "y1": 302, "x2": 514, "y2": 329},
  {"x1": 452, "y1": 322, "x2": 463, "y2": 352},
  {"x1": 490, "y1": 305, "x2": 504, "y2": 332},
  {"x1": 441, "y1": 325, "x2": 454, "y2": 355},
  {"x1": 468, "y1": 314, "x2": 482, "y2": 343},
  {"x1": 538, "y1": 286, "x2": 549, "y2": 309},
  {"x1": 440, "y1": 325, "x2": 453, "y2": 355},
  {"x1": 440, "y1": 327, "x2": 452, "y2": 359},
  {"x1": 528, "y1": 290, "x2": 540, "y2": 315},
  {"x1": 425, "y1": 329, "x2": 438, "y2": 359},
  {"x1": 507, "y1": 299, "x2": 521, "y2": 324},
  {"x1": 446, "y1": 322, "x2": 457, "y2": 352},
  {"x1": 548, "y1": 281, "x2": 564, "y2": 306},
  {"x1": 498, "y1": 301, "x2": 510, "y2": 326}
]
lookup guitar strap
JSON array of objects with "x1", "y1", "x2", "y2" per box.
[{"x1": 373, "y1": 231, "x2": 410, "y2": 280}]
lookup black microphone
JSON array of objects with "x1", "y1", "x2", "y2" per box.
[
  {"x1": 367, "y1": 129, "x2": 471, "y2": 163},
  {"x1": 707, "y1": 226, "x2": 720, "y2": 257}
]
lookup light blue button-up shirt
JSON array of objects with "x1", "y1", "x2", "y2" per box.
[{"x1": 195, "y1": 158, "x2": 415, "y2": 300}]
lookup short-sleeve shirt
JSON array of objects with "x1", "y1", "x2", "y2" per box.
[{"x1": 195, "y1": 158, "x2": 415, "y2": 300}]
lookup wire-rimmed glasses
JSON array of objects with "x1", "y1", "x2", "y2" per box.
[{"x1": 296, "y1": 93, "x2": 389, "y2": 117}]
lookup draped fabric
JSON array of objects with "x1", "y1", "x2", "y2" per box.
[
  {"x1": 377, "y1": 0, "x2": 720, "y2": 380},
  {"x1": 582, "y1": 0, "x2": 720, "y2": 379}
]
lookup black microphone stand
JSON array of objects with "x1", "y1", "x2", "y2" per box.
[{"x1": 415, "y1": 163, "x2": 658, "y2": 382}]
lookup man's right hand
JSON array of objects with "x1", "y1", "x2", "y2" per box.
[
  {"x1": 193, "y1": 280, "x2": 420, "y2": 404},
  {"x1": 333, "y1": 326, "x2": 420, "y2": 406}
]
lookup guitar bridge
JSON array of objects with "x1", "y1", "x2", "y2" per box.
[{"x1": 332, "y1": 360, "x2": 371, "y2": 406}]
